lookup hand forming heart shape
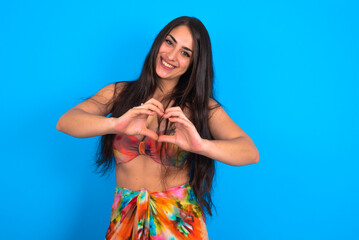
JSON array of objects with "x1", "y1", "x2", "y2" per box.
[{"x1": 113, "y1": 98, "x2": 204, "y2": 153}]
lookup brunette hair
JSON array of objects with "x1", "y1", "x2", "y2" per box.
[{"x1": 95, "y1": 16, "x2": 219, "y2": 216}]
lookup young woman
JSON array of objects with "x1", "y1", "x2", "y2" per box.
[{"x1": 57, "y1": 16, "x2": 259, "y2": 239}]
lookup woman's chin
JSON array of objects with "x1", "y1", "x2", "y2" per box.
[{"x1": 156, "y1": 71, "x2": 171, "y2": 80}]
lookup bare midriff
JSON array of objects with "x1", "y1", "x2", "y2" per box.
[{"x1": 115, "y1": 155, "x2": 190, "y2": 192}]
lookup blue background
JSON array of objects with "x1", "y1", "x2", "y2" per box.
[{"x1": 1, "y1": 0, "x2": 358, "y2": 239}]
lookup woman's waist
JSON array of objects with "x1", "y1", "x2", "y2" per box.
[
  {"x1": 116, "y1": 155, "x2": 189, "y2": 175},
  {"x1": 115, "y1": 169, "x2": 189, "y2": 192},
  {"x1": 115, "y1": 176, "x2": 190, "y2": 192},
  {"x1": 115, "y1": 181, "x2": 192, "y2": 194}
]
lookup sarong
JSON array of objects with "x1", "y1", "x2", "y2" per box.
[{"x1": 105, "y1": 183, "x2": 209, "y2": 240}]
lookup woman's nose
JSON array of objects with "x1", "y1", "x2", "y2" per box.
[{"x1": 167, "y1": 49, "x2": 176, "y2": 60}]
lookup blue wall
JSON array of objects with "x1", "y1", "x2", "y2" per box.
[{"x1": 1, "y1": 0, "x2": 358, "y2": 239}]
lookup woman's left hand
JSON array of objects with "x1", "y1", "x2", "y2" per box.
[{"x1": 158, "y1": 107, "x2": 204, "y2": 153}]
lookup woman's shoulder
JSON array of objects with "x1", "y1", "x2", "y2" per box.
[
  {"x1": 208, "y1": 98, "x2": 219, "y2": 106},
  {"x1": 113, "y1": 81, "x2": 131, "y2": 93},
  {"x1": 93, "y1": 81, "x2": 125, "y2": 94},
  {"x1": 94, "y1": 82, "x2": 127, "y2": 101},
  {"x1": 208, "y1": 98, "x2": 221, "y2": 113},
  {"x1": 73, "y1": 81, "x2": 129, "y2": 116},
  {"x1": 99, "y1": 81, "x2": 133, "y2": 99}
]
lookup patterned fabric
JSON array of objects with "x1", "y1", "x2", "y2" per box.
[
  {"x1": 113, "y1": 132, "x2": 189, "y2": 167},
  {"x1": 105, "y1": 183, "x2": 209, "y2": 240}
]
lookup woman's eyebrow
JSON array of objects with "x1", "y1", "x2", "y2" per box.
[
  {"x1": 169, "y1": 34, "x2": 177, "y2": 44},
  {"x1": 169, "y1": 34, "x2": 193, "y2": 52}
]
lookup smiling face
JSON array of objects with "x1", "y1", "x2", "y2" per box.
[{"x1": 155, "y1": 25, "x2": 194, "y2": 82}]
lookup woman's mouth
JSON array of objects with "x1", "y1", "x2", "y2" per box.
[{"x1": 161, "y1": 57, "x2": 176, "y2": 69}]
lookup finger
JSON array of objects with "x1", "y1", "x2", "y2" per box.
[
  {"x1": 158, "y1": 135, "x2": 176, "y2": 144},
  {"x1": 146, "y1": 98, "x2": 165, "y2": 112},
  {"x1": 140, "y1": 128, "x2": 159, "y2": 140},
  {"x1": 132, "y1": 108, "x2": 155, "y2": 117},
  {"x1": 168, "y1": 117, "x2": 192, "y2": 128},
  {"x1": 163, "y1": 111, "x2": 189, "y2": 120},
  {"x1": 164, "y1": 106, "x2": 183, "y2": 113},
  {"x1": 140, "y1": 103, "x2": 164, "y2": 116},
  {"x1": 164, "y1": 108, "x2": 184, "y2": 117}
]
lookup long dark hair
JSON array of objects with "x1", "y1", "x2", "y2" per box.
[{"x1": 96, "y1": 16, "x2": 219, "y2": 216}]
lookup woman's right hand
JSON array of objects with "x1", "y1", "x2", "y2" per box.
[{"x1": 112, "y1": 98, "x2": 164, "y2": 140}]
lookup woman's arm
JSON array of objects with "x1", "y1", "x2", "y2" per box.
[
  {"x1": 198, "y1": 100, "x2": 259, "y2": 166},
  {"x1": 158, "y1": 100, "x2": 259, "y2": 166},
  {"x1": 56, "y1": 83, "x2": 165, "y2": 139},
  {"x1": 56, "y1": 83, "x2": 119, "y2": 138}
]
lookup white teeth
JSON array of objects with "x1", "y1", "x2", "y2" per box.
[{"x1": 162, "y1": 59, "x2": 175, "y2": 69}]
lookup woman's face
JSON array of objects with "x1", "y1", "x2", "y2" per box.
[{"x1": 155, "y1": 25, "x2": 194, "y2": 82}]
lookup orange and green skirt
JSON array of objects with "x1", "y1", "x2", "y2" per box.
[{"x1": 105, "y1": 183, "x2": 209, "y2": 240}]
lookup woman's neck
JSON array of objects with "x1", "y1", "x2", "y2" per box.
[
  {"x1": 154, "y1": 78, "x2": 178, "y2": 99},
  {"x1": 151, "y1": 83, "x2": 177, "y2": 110}
]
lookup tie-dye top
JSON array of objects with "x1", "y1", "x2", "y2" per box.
[{"x1": 113, "y1": 132, "x2": 189, "y2": 167}]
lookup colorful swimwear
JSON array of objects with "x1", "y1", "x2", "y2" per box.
[
  {"x1": 113, "y1": 132, "x2": 189, "y2": 167},
  {"x1": 105, "y1": 183, "x2": 208, "y2": 240}
]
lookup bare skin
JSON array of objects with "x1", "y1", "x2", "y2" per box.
[
  {"x1": 56, "y1": 25, "x2": 259, "y2": 191},
  {"x1": 112, "y1": 96, "x2": 192, "y2": 191}
]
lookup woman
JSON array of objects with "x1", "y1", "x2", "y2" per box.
[{"x1": 57, "y1": 16, "x2": 259, "y2": 239}]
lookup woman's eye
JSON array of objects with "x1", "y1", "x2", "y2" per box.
[
  {"x1": 182, "y1": 51, "x2": 190, "y2": 58},
  {"x1": 165, "y1": 39, "x2": 172, "y2": 45}
]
